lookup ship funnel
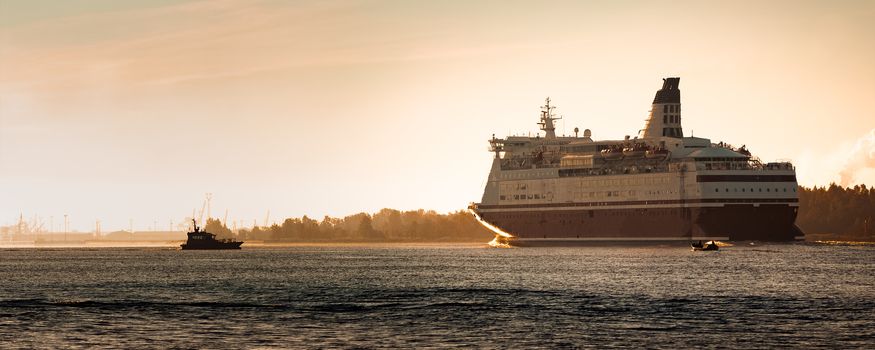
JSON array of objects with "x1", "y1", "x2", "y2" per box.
[{"x1": 641, "y1": 77, "x2": 683, "y2": 139}]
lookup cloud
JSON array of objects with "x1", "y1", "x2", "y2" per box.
[{"x1": 0, "y1": 0, "x2": 557, "y2": 93}]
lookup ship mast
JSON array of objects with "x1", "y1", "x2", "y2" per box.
[{"x1": 538, "y1": 97, "x2": 561, "y2": 139}]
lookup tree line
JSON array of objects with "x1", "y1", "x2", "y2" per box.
[
  {"x1": 797, "y1": 184, "x2": 875, "y2": 241},
  {"x1": 200, "y1": 184, "x2": 875, "y2": 243},
  {"x1": 205, "y1": 209, "x2": 493, "y2": 242}
]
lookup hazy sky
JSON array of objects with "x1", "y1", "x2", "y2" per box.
[{"x1": 2, "y1": 0, "x2": 874, "y2": 231}]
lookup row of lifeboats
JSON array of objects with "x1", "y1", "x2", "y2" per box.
[{"x1": 600, "y1": 143, "x2": 669, "y2": 160}]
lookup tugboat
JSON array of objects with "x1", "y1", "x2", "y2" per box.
[{"x1": 181, "y1": 219, "x2": 243, "y2": 250}]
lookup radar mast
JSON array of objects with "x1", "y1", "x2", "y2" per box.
[{"x1": 538, "y1": 97, "x2": 561, "y2": 139}]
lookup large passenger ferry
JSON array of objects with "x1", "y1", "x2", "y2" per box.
[{"x1": 470, "y1": 77, "x2": 803, "y2": 246}]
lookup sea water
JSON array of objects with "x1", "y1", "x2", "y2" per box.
[{"x1": 1, "y1": 243, "x2": 873, "y2": 348}]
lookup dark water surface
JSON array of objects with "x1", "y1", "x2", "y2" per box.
[{"x1": 1, "y1": 243, "x2": 874, "y2": 348}]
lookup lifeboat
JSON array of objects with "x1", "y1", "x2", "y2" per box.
[
  {"x1": 622, "y1": 144, "x2": 647, "y2": 158},
  {"x1": 601, "y1": 148, "x2": 623, "y2": 160},
  {"x1": 645, "y1": 149, "x2": 670, "y2": 159}
]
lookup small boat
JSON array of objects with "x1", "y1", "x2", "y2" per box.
[
  {"x1": 691, "y1": 240, "x2": 719, "y2": 251},
  {"x1": 181, "y1": 219, "x2": 243, "y2": 250}
]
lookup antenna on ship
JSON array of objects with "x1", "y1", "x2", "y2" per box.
[
  {"x1": 205, "y1": 193, "x2": 213, "y2": 220},
  {"x1": 538, "y1": 97, "x2": 561, "y2": 139}
]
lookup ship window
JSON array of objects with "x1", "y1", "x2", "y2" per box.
[
  {"x1": 715, "y1": 188, "x2": 718, "y2": 192},
  {"x1": 783, "y1": 188, "x2": 787, "y2": 192},
  {"x1": 742, "y1": 188, "x2": 745, "y2": 192},
  {"x1": 766, "y1": 188, "x2": 770, "y2": 192},
  {"x1": 725, "y1": 188, "x2": 729, "y2": 192},
  {"x1": 759, "y1": 188, "x2": 762, "y2": 192},
  {"x1": 750, "y1": 188, "x2": 754, "y2": 192}
]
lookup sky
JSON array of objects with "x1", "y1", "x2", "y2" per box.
[{"x1": 2, "y1": 0, "x2": 874, "y2": 231}]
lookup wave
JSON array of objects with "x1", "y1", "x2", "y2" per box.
[
  {"x1": 813, "y1": 240, "x2": 875, "y2": 246},
  {"x1": 0, "y1": 298, "x2": 289, "y2": 310}
]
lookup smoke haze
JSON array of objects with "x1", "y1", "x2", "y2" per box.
[{"x1": 839, "y1": 128, "x2": 875, "y2": 187}]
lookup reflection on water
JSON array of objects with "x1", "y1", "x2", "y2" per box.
[
  {"x1": 814, "y1": 240, "x2": 875, "y2": 246},
  {"x1": 0, "y1": 243, "x2": 873, "y2": 348}
]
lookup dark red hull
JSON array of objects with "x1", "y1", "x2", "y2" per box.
[
  {"x1": 477, "y1": 203, "x2": 801, "y2": 245},
  {"x1": 180, "y1": 241, "x2": 243, "y2": 250}
]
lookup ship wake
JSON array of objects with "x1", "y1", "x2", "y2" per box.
[{"x1": 468, "y1": 208, "x2": 514, "y2": 248}]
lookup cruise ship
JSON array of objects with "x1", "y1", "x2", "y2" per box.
[{"x1": 470, "y1": 77, "x2": 803, "y2": 246}]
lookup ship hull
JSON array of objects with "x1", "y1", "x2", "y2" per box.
[
  {"x1": 180, "y1": 242, "x2": 243, "y2": 250},
  {"x1": 476, "y1": 202, "x2": 800, "y2": 246}
]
